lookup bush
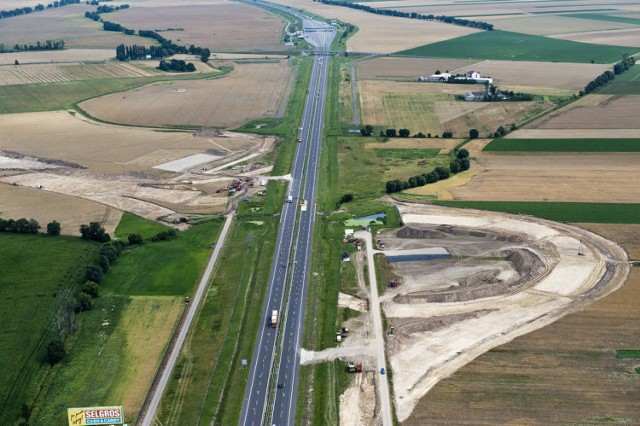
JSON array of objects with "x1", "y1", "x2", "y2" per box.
[
  {"x1": 46, "y1": 339, "x2": 65, "y2": 365},
  {"x1": 77, "y1": 292, "x2": 94, "y2": 311},
  {"x1": 128, "y1": 233, "x2": 143, "y2": 245},
  {"x1": 97, "y1": 254, "x2": 110, "y2": 273},
  {"x1": 151, "y1": 229, "x2": 177, "y2": 242},
  {"x1": 79, "y1": 222, "x2": 110, "y2": 242},
  {"x1": 46, "y1": 220, "x2": 61, "y2": 236},
  {"x1": 100, "y1": 245, "x2": 119, "y2": 264},
  {"x1": 456, "y1": 149, "x2": 469, "y2": 159},
  {"x1": 469, "y1": 128, "x2": 479, "y2": 139},
  {"x1": 442, "y1": 131, "x2": 453, "y2": 138},
  {"x1": 81, "y1": 281, "x2": 99, "y2": 298},
  {"x1": 85, "y1": 264, "x2": 104, "y2": 283}
]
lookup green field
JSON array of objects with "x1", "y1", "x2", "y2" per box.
[
  {"x1": 101, "y1": 219, "x2": 223, "y2": 296},
  {"x1": 376, "y1": 148, "x2": 440, "y2": 159},
  {"x1": 615, "y1": 350, "x2": 640, "y2": 359},
  {"x1": 484, "y1": 138, "x2": 640, "y2": 152},
  {"x1": 0, "y1": 233, "x2": 98, "y2": 425},
  {"x1": 598, "y1": 66, "x2": 640, "y2": 94},
  {"x1": 435, "y1": 201, "x2": 640, "y2": 223},
  {"x1": 396, "y1": 30, "x2": 637, "y2": 63},
  {"x1": 113, "y1": 212, "x2": 170, "y2": 240},
  {"x1": 563, "y1": 13, "x2": 640, "y2": 26}
]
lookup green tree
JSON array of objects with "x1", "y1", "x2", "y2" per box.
[
  {"x1": 442, "y1": 131, "x2": 453, "y2": 138},
  {"x1": 46, "y1": 220, "x2": 61, "y2": 236},
  {"x1": 200, "y1": 47, "x2": 210, "y2": 62},
  {"x1": 77, "y1": 292, "x2": 94, "y2": 311},
  {"x1": 434, "y1": 166, "x2": 450, "y2": 180},
  {"x1": 97, "y1": 254, "x2": 110, "y2": 273},
  {"x1": 385, "y1": 128, "x2": 397, "y2": 137},
  {"x1": 398, "y1": 128, "x2": 410, "y2": 138},
  {"x1": 14, "y1": 59, "x2": 19, "y2": 65},
  {"x1": 450, "y1": 160, "x2": 461, "y2": 174},
  {"x1": 456, "y1": 149, "x2": 469, "y2": 159},
  {"x1": 360, "y1": 124, "x2": 373, "y2": 136},
  {"x1": 469, "y1": 128, "x2": 479, "y2": 139},
  {"x1": 80, "y1": 222, "x2": 110, "y2": 242},
  {"x1": 128, "y1": 233, "x2": 143, "y2": 245},
  {"x1": 46, "y1": 339, "x2": 65, "y2": 365},
  {"x1": 340, "y1": 193, "x2": 354, "y2": 204},
  {"x1": 81, "y1": 281, "x2": 99, "y2": 298},
  {"x1": 85, "y1": 265, "x2": 104, "y2": 283}
]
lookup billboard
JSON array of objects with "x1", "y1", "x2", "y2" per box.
[{"x1": 67, "y1": 406, "x2": 124, "y2": 425}]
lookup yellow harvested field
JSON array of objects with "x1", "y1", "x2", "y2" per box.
[
  {"x1": 461, "y1": 138, "x2": 494, "y2": 155},
  {"x1": 550, "y1": 28, "x2": 640, "y2": 48},
  {"x1": 356, "y1": 57, "x2": 475, "y2": 81},
  {"x1": 0, "y1": 183, "x2": 122, "y2": 236},
  {"x1": 0, "y1": 49, "x2": 114, "y2": 65},
  {"x1": 358, "y1": 80, "x2": 474, "y2": 134},
  {"x1": 103, "y1": 296, "x2": 183, "y2": 422},
  {"x1": 109, "y1": 3, "x2": 286, "y2": 51},
  {"x1": 0, "y1": 111, "x2": 259, "y2": 174},
  {"x1": 365, "y1": 138, "x2": 463, "y2": 154},
  {"x1": 531, "y1": 95, "x2": 640, "y2": 129},
  {"x1": 485, "y1": 15, "x2": 637, "y2": 36},
  {"x1": 80, "y1": 61, "x2": 291, "y2": 128},
  {"x1": 0, "y1": 5, "x2": 146, "y2": 48},
  {"x1": 508, "y1": 129, "x2": 640, "y2": 138},
  {"x1": 0, "y1": 62, "x2": 154, "y2": 86},
  {"x1": 269, "y1": 0, "x2": 478, "y2": 53},
  {"x1": 405, "y1": 169, "x2": 481, "y2": 199},
  {"x1": 455, "y1": 60, "x2": 611, "y2": 90},
  {"x1": 450, "y1": 154, "x2": 640, "y2": 203}
]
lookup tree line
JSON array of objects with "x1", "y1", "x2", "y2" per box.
[
  {"x1": 12, "y1": 40, "x2": 65, "y2": 51},
  {"x1": 581, "y1": 54, "x2": 636, "y2": 95},
  {"x1": 0, "y1": 0, "x2": 80, "y2": 20},
  {"x1": 84, "y1": 3, "x2": 129, "y2": 21},
  {"x1": 158, "y1": 58, "x2": 196, "y2": 72},
  {"x1": 360, "y1": 124, "x2": 455, "y2": 139},
  {"x1": 386, "y1": 149, "x2": 471, "y2": 194},
  {"x1": 115, "y1": 36, "x2": 210, "y2": 62},
  {"x1": 319, "y1": 0, "x2": 493, "y2": 31}
]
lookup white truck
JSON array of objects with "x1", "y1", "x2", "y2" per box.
[{"x1": 287, "y1": 195, "x2": 293, "y2": 203}]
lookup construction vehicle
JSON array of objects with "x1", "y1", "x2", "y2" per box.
[
  {"x1": 355, "y1": 361, "x2": 363, "y2": 372},
  {"x1": 389, "y1": 278, "x2": 400, "y2": 288},
  {"x1": 271, "y1": 310, "x2": 279, "y2": 327},
  {"x1": 347, "y1": 361, "x2": 363, "y2": 373}
]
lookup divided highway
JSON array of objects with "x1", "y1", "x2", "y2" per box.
[{"x1": 240, "y1": 18, "x2": 336, "y2": 426}]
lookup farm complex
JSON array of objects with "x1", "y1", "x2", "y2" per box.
[{"x1": 1, "y1": 0, "x2": 639, "y2": 425}]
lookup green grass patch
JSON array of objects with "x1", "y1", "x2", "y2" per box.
[
  {"x1": 615, "y1": 350, "x2": 640, "y2": 359},
  {"x1": 484, "y1": 138, "x2": 640, "y2": 152},
  {"x1": 562, "y1": 13, "x2": 640, "y2": 26},
  {"x1": 0, "y1": 233, "x2": 98, "y2": 425},
  {"x1": 396, "y1": 30, "x2": 636, "y2": 63},
  {"x1": 114, "y1": 212, "x2": 170, "y2": 240},
  {"x1": 435, "y1": 201, "x2": 640, "y2": 224},
  {"x1": 376, "y1": 148, "x2": 440, "y2": 159},
  {"x1": 100, "y1": 219, "x2": 223, "y2": 296}
]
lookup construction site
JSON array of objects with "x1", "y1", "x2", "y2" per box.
[{"x1": 302, "y1": 201, "x2": 630, "y2": 425}]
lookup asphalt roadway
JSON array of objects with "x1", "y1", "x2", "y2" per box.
[{"x1": 239, "y1": 18, "x2": 335, "y2": 426}]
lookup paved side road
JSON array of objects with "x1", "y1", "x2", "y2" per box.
[
  {"x1": 355, "y1": 230, "x2": 393, "y2": 426},
  {"x1": 140, "y1": 213, "x2": 235, "y2": 426}
]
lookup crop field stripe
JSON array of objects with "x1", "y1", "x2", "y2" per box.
[
  {"x1": 484, "y1": 138, "x2": 640, "y2": 152},
  {"x1": 562, "y1": 13, "x2": 640, "y2": 26},
  {"x1": 395, "y1": 30, "x2": 638, "y2": 63},
  {"x1": 615, "y1": 349, "x2": 640, "y2": 358},
  {"x1": 435, "y1": 201, "x2": 640, "y2": 224}
]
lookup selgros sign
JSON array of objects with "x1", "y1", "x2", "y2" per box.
[{"x1": 67, "y1": 406, "x2": 124, "y2": 425}]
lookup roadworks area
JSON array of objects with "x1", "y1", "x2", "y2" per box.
[{"x1": 303, "y1": 201, "x2": 630, "y2": 425}]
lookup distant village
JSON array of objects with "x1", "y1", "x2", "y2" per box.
[{"x1": 419, "y1": 70, "x2": 532, "y2": 101}]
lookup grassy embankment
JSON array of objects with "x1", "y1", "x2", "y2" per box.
[
  {"x1": 31, "y1": 218, "x2": 224, "y2": 425},
  {"x1": 0, "y1": 67, "x2": 230, "y2": 115},
  {"x1": 156, "y1": 181, "x2": 289, "y2": 425},
  {"x1": 396, "y1": 30, "x2": 637, "y2": 63},
  {"x1": 0, "y1": 233, "x2": 98, "y2": 426},
  {"x1": 484, "y1": 138, "x2": 640, "y2": 152}
]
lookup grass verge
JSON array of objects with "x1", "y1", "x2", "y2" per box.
[{"x1": 113, "y1": 212, "x2": 170, "y2": 240}]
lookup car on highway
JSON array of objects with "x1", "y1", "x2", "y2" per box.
[
  {"x1": 380, "y1": 367, "x2": 385, "y2": 375},
  {"x1": 278, "y1": 382, "x2": 284, "y2": 388}
]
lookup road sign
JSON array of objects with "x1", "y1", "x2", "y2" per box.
[{"x1": 67, "y1": 406, "x2": 124, "y2": 425}]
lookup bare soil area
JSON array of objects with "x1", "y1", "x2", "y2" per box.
[
  {"x1": 0, "y1": 4, "x2": 145, "y2": 48},
  {"x1": 380, "y1": 202, "x2": 629, "y2": 422},
  {"x1": 0, "y1": 183, "x2": 121, "y2": 236},
  {"x1": 404, "y1": 268, "x2": 640, "y2": 425},
  {"x1": 550, "y1": 27, "x2": 640, "y2": 47},
  {"x1": 529, "y1": 95, "x2": 640, "y2": 129},
  {"x1": 80, "y1": 61, "x2": 291, "y2": 128},
  {"x1": 0, "y1": 49, "x2": 114, "y2": 65},
  {"x1": 450, "y1": 154, "x2": 640, "y2": 203},
  {"x1": 0, "y1": 62, "x2": 154, "y2": 86},
  {"x1": 109, "y1": 3, "x2": 286, "y2": 52}
]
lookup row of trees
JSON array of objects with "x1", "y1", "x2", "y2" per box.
[
  {"x1": 12, "y1": 40, "x2": 65, "y2": 51},
  {"x1": 84, "y1": 3, "x2": 128, "y2": 20},
  {"x1": 0, "y1": 0, "x2": 79, "y2": 20},
  {"x1": 360, "y1": 125, "x2": 455, "y2": 139},
  {"x1": 115, "y1": 42, "x2": 210, "y2": 62},
  {"x1": 158, "y1": 59, "x2": 196, "y2": 72},
  {"x1": 386, "y1": 149, "x2": 470, "y2": 193},
  {"x1": 319, "y1": 0, "x2": 493, "y2": 30},
  {"x1": 581, "y1": 54, "x2": 636, "y2": 95}
]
